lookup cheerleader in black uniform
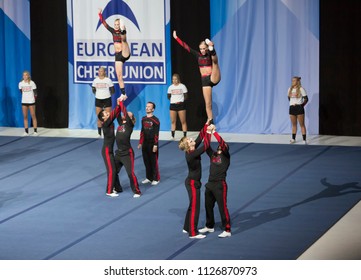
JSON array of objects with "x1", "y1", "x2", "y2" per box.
[
  {"x1": 178, "y1": 124, "x2": 211, "y2": 239},
  {"x1": 137, "y1": 102, "x2": 160, "y2": 185},
  {"x1": 173, "y1": 31, "x2": 221, "y2": 124},
  {"x1": 199, "y1": 125, "x2": 231, "y2": 238},
  {"x1": 98, "y1": 98, "x2": 126, "y2": 197},
  {"x1": 98, "y1": 9, "x2": 130, "y2": 98},
  {"x1": 114, "y1": 103, "x2": 141, "y2": 198}
]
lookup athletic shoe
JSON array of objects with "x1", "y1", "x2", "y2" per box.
[
  {"x1": 290, "y1": 139, "x2": 296, "y2": 144},
  {"x1": 189, "y1": 234, "x2": 206, "y2": 239},
  {"x1": 33, "y1": 132, "x2": 38, "y2": 136},
  {"x1": 22, "y1": 132, "x2": 29, "y2": 137},
  {"x1": 113, "y1": 188, "x2": 123, "y2": 194},
  {"x1": 142, "y1": 179, "x2": 151, "y2": 184},
  {"x1": 182, "y1": 229, "x2": 188, "y2": 233},
  {"x1": 133, "y1": 194, "x2": 141, "y2": 198},
  {"x1": 218, "y1": 231, "x2": 231, "y2": 238},
  {"x1": 106, "y1": 192, "x2": 119, "y2": 197},
  {"x1": 198, "y1": 227, "x2": 215, "y2": 233},
  {"x1": 151, "y1": 180, "x2": 159, "y2": 186},
  {"x1": 303, "y1": 140, "x2": 307, "y2": 145}
]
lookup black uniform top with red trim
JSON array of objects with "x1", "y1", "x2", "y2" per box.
[
  {"x1": 102, "y1": 104, "x2": 122, "y2": 152},
  {"x1": 175, "y1": 37, "x2": 212, "y2": 68},
  {"x1": 115, "y1": 111, "x2": 134, "y2": 156},
  {"x1": 206, "y1": 132, "x2": 230, "y2": 182},
  {"x1": 99, "y1": 13, "x2": 123, "y2": 44},
  {"x1": 185, "y1": 124, "x2": 211, "y2": 181},
  {"x1": 139, "y1": 115, "x2": 160, "y2": 146}
]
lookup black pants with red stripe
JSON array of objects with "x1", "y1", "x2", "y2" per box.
[
  {"x1": 204, "y1": 180, "x2": 231, "y2": 232},
  {"x1": 115, "y1": 148, "x2": 141, "y2": 195},
  {"x1": 184, "y1": 178, "x2": 201, "y2": 237},
  {"x1": 141, "y1": 142, "x2": 160, "y2": 182},
  {"x1": 102, "y1": 146, "x2": 120, "y2": 194}
]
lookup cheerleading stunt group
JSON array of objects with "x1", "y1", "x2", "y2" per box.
[{"x1": 18, "y1": 12, "x2": 308, "y2": 239}]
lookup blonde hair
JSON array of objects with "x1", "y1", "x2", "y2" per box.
[
  {"x1": 22, "y1": 70, "x2": 31, "y2": 84},
  {"x1": 288, "y1": 76, "x2": 302, "y2": 98},
  {"x1": 178, "y1": 137, "x2": 190, "y2": 152}
]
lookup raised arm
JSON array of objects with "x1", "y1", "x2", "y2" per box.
[
  {"x1": 173, "y1": 30, "x2": 199, "y2": 57},
  {"x1": 98, "y1": 9, "x2": 113, "y2": 32},
  {"x1": 213, "y1": 131, "x2": 230, "y2": 158}
]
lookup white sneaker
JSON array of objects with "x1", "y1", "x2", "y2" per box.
[
  {"x1": 106, "y1": 192, "x2": 119, "y2": 197},
  {"x1": 189, "y1": 234, "x2": 206, "y2": 239},
  {"x1": 182, "y1": 229, "x2": 188, "y2": 234},
  {"x1": 141, "y1": 179, "x2": 151, "y2": 184},
  {"x1": 303, "y1": 140, "x2": 307, "y2": 145},
  {"x1": 33, "y1": 132, "x2": 38, "y2": 136},
  {"x1": 290, "y1": 139, "x2": 295, "y2": 144},
  {"x1": 198, "y1": 227, "x2": 215, "y2": 233},
  {"x1": 22, "y1": 132, "x2": 29, "y2": 137},
  {"x1": 151, "y1": 180, "x2": 159, "y2": 185},
  {"x1": 218, "y1": 231, "x2": 231, "y2": 238},
  {"x1": 133, "y1": 194, "x2": 141, "y2": 198}
]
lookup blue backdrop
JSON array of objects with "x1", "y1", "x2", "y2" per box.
[
  {"x1": 0, "y1": 0, "x2": 31, "y2": 127},
  {"x1": 210, "y1": 0, "x2": 319, "y2": 134},
  {"x1": 1, "y1": 0, "x2": 319, "y2": 135}
]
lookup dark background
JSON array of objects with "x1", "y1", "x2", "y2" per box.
[{"x1": 30, "y1": 0, "x2": 361, "y2": 136}]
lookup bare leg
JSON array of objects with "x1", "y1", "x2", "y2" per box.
[
  {"x1": 115, "y1": 61, "x2": 125, "y2": 90},
  {"x1": 210, "y1": 54, "x2": 221, "y2": 84},
  {"x1": 290, "y1": 115, "x2": 297, "y2": 134},
  {"x1": 170, "y1": 110, "x2": 177, "y2": 132},
  {"x1": 22, "y1": 105, "x2": 29, "y2": 129},
  {"x1": 29, "y1": 105, "x2": 37, "y2": 129},
  {"x1": 96, "y1": 106, "x2": 103, "y2": 129},
  {"x1": 202, "y1": 86, "x2": 213, "y2": 121},
  {"x1": 178, "y1": 110, "x2": 187, "y2": 132},
  {"x1": 297, "y1": 114, "x2": 306, "y2": 135}
]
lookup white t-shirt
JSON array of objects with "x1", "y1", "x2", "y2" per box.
[
  {"x1": 288, "y1": 87, "x2": 307, "y2": 106},
  {"x1": 92, "y1": 77, "x2": 114, "y2": 99},
  {"x1": 167, "y1": 83, "x2": 188, "y2": 103},
  {"x1": 19, "y1": 80, "x2": 37, "y2": 104}
]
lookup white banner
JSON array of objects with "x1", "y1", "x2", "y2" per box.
[{"x1": 71, "y1": 0, "x2": 166, "y2": 84}]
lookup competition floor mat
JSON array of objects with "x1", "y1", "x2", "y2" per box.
[{"x1": 1, "y1": 136, "x2": 361, "y2": 259}]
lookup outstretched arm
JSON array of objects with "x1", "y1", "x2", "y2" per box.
[
  {"x1": 98, "y1": 9, "x2": 113, "y2": 32},
  {"x1": 173, "y1": 30, "x2": 199, "y2": 57},
  {"x1": 213, "y1": 130, "x2": 230, "y2": 158}
]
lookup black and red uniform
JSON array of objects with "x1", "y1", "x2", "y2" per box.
[
  {"x1": 98, "y1": 13, "x2": 130, "y2": 63},
  {"x1": 114, "y1": 107, "x2": 141, "y2": 196},
  {"x1": 204, "y1": 132, "x2": 231, "y2": 233},
  {"x1": 174, "y1": 36, "x2": 218, "y2": 87},
  {"x1": 183, "y1": 124, "x2": 211, "y2": 237},
  {"x1": 101, "y1": 103, "x2": 123, "y2": 195},
  {"x1": 139, "y1": 115, "x2": 160, "y2": 182}
]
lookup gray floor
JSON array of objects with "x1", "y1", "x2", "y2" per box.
[{"x1": 1, "y1": 126, "x2": 361, "y2": 260}]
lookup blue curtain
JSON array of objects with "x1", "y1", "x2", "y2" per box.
[
  {"x1": 210, "y1": 0, "x2": 319, "y2": 134},
  {"x1": 0, "y1": 0, "x2": 31, "y2": 127}
]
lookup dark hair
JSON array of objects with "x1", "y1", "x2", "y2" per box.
[
  {"x1": 97, "y1": 110, "x2": 104, "y2": 121},
  {"x1": 147, "y1": 101, "x2": 156, "y2": 110}
]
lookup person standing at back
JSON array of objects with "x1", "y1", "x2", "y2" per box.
[
  {"x1": 92, "y1": 67, "x2": 115, "y2": 137},
  {"x1": 167, "y1": 73, "x2": 188, "y2": 140},
  {"x1": 288, "y1": 76, "x2": 308, "y2": 144},
  {"x1": 138, "y1": 102, "x2": 160, "y2": 186},
  {"x1": 19, "y1": 71, "x2": 38, "y2": 136}
]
